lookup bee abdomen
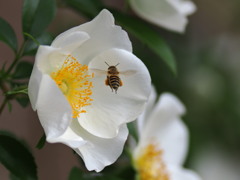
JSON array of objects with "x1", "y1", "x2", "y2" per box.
[{"x1": 109, "y1": 75, "x2": 120, "y2": 89}]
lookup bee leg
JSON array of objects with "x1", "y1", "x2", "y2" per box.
[
  {"x1": 105, "y1": 77, "x2": 109, "y2": 86},
  {"x1": 120, "y1": 80, "x2": 123, "y2": 86}
]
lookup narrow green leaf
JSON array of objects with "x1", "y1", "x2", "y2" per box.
[
  {"x1": 23, "y1": 32, "x2": 53, "y2": 56},
  {"x1": 22, "y1": 0, "x2": 56, "y2": 38},
  {"x1": 0, "y1": 131, "x2": 37, "y2": 180},
  {"x1": 13, "y1": 61, "x2": 33, "y2": 79},
  {"x1": 112, "y1": 10, "x2": 177, "y2": 74},
  {"x1": 65, "y1": 0, "x2": 103, "y2": 18},
  {"x1": 0, "y1": 18, "x2": 18, "y2": 52},
  {"x1": 36, "y1": 134, "x2": 46, "y2": 149}
]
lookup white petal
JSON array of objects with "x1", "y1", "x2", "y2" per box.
[
  {"x1": 28, "y1": 46, "x2": 58, "y2": 109},
  {"x1": 71, "y1": 121, "x2": 129, "y2": 172},
  {"x1": 138, "y1": 93, "x2": 188, "y2": 166},
  {"x1": 130, "y1": 0, "x2": 196, "y2": 33},
  {"x1": 31, "y1": 45, "x2": 66, "y2": 76},
  {"x1": 51, "y1": 9, "x2": 132, "y2": 65},
  {"x1": 28, "y1": 58, "x2": 43, "y2": 111},
  {"x1": 35, "y1": 33, "x2": 89, "y2": 75},
  {"x1": 168, "y1": 165, "x2": 202, "y2": 180},
  {"x1": 137, "y1": 85, "x2": 157, "y2": 134},
  {"x1": 78, "y1": 48, "x2": 151, "y2": 138},
  {"x1": 47, "y1": 121, "x2": 87, "y2": 149},
  {"x1": 168, "y1": 0, "x2": 197, "y2": 15},
  {"x1": 51, "y1": 31, "x2": 90, "y2": 52},
  {"x1": 151, "y1": 93, "x2": 186, "y2": 118},
  {"x1": 35, "y1": 74, "x2": 72, "y2": 141}
]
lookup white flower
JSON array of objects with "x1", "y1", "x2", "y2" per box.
[
  {"x1": 133, "y1": 88, "x2": 201, "y2": 180},
  {"x1": 129, "y1": 0, "x2": 197, "y2": 33},
  {"x1": 28, "y1": 9, "x2": 151, "y2": 172}
]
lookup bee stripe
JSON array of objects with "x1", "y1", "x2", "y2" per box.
[{"x1": 109, "y1": 76, "x2": 120, "y2": 89}]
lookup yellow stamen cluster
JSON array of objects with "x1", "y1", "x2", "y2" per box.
[
  {"x1": 135, "y1": 144, "x2": 170, "y2": 180},
  {"x1": 51, "y1": 55, "x2": 94, "y2": 118}
]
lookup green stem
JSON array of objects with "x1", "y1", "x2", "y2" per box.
[
  {"x1": 6, "y1": 40, "x2": 26, "y2": 75},
  {"x1": 0, "y1": 40, "x2": 27, "y2": 115},
  {"x1": 0, "y1": 78, "x2": 7, "y2": 115},
  {"x1": 0, "y1": 98, "x2": 8, "y2": 115}
]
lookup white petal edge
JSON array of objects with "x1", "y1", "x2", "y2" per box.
[
  {"x1": 51, "y1": 31, "x2": 90, "y2": 52},
  {"x1": 167, "y1": 0, "x2": 197, "y2": 15},
  {"x1": 137, "y1": 85, "x2": 157, "y2": 135},
  {"x1": 168, "y1": 165, "x2": 202, "y2": 180},
  {"x1": 137, "y1": 93, "x2": 188, "y2": 166},
  {"x1": 47, "y1": 120, "x2": 87, "y2": 149},
  {"x1": 72, "y1": 122, "x2": 129, "y2": 172},
  {"x1": 78, "y1": 48, "x2": 151, "y2": 138},
  {"x1": 35, "y1": 74, "x2": 72, "y2": 141},
  {"x1": 130, "y1": 0, "x2": 196, "y2": 33},
  {"x1": 52, "y1": 9, "x2": 132, "y2": 66},
  {"x1": 28, "y1": 46, "x2": 58, "y2": 110}
]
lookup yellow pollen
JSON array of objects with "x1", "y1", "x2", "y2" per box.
[
  {"x1": 51, "y1": 55, "x2": 94, "y2": 118},
  {"x1": 135, "y1": 144, "x2": 170, "y2": 180}
]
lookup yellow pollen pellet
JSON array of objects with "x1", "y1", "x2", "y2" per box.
[
  {"x1": 135, "y1": 144, "x2": 170, "y2": 180},
  {"x1": 50, "y1": 55, "x2": 94, "y2": 118}
]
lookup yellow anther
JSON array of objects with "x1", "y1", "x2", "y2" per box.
[
  {"x1": 51, "y1": 55, "x2": 94, "y2": 118},
  {"x1": 135, "y1": 144, "x2": 170, "y2": 180}
]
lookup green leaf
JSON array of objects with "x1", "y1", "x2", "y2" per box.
[
  {"x1": 0, "y1": 131, "x2": 37, "y2": 180},
  {"x1": 36, "y1": 134, "x2": 46, "y2": 149},
  {"x1": 65, "y1": 0, "x2": 103, "y2": 18},
  {"x1": 23, "y1": 32, "x2": 53, "y2": 56},
  {"x1": 13, "y1": 61, "x2": 33, "y2": 79},
  {"x1": 10, "y1": 173, "x2": 21, "y2": 180},
  {"x1": 22, "y1": 0, "x2": 40, "y2": 35},
  {"x1": 112, "y1": 10, "x2": 177, "y2": 74},
  {"x1": 0, "y1": 18, "x2": 18, "y2": 52},
  {"x1": 22, "y1": 0, "x2": 56, "y2": 38}
]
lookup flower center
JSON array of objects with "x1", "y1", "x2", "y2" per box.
[
  {"x1": 135, "y1": 144, "x2": 170, "y2": 180},
  {"x1": 51, "y1": 55, "x2": 94, "y2": 118}
]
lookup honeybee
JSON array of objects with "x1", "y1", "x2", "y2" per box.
[{"x1": 90, "y1": 62, "x2": 136, "y2": 93}]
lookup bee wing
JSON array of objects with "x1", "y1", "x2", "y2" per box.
[
  {"x1": 120, "y1": 70, "x2": 137, "y2": 76},
  {"x1": 89, "y1": 68, "x2": 107, "y2": 76}
]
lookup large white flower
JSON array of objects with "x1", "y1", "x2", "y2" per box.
[
  {"x1": 133, "y1": 89, "x2": 201, "y2": 180},
  {"x1": 28, "y1": 9, "x2": 151, "y2": 172},
  {"x1": 129, "y1": 0, "x2": 197, "y2": 33}
]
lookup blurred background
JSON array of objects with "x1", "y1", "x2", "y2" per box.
[{"x1": 0, "y1": 0, "x2": 240, "y2": 179}]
